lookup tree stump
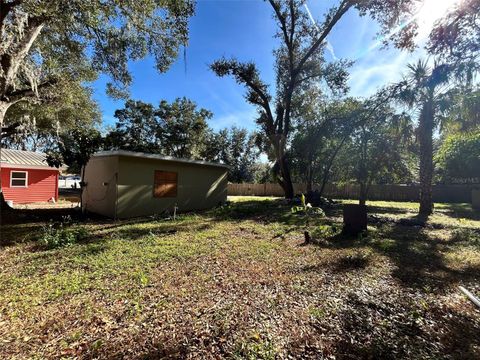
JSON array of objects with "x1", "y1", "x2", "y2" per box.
[
  {"x1": 343, "y1": 204, "x2": 367, "y2": 235},
  {"x1": 304, "y1": 230, "x2": 311, "y2": 244}
]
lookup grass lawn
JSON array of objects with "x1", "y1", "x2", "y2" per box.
[{"x1": 1, "y1": 197, "x2": 479, "y2": 359}]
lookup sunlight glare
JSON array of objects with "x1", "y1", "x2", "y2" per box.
[{"x1": 416, "y1": 0, "x2": 463, "y2": 39}]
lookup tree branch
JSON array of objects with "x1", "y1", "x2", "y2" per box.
[
  {"x1": 243, "y1": 77, "x2": 276, "y2": 134},
  {"x1": 268, "y1": 0, "x2": 292, "y2": 55},
  {"x1": 1, "y1": 14, "x2": 46, "y2": 96},
  {"x1": 293, "y1": 0, "x2": 352, "y2": 78},
  {"x1": 3, "y1": 78, "x2": 57, "y2": 102}
]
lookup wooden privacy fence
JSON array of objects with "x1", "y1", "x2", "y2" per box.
[{"x1": 228, "y1": 183, "x2": 480, "y2": 204}]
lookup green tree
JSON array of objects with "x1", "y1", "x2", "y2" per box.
[
  {"x1": 201, "y1": 130, "x2": 229, "y2": 163},
  {"x1": 0, "y1": 0, "x2": 194, "y2": 129},
  {"x1": 2, "y1": 82, "x2": 100, "y2": 150},
  {"x1": 251, "y1": 162, "x2": 273, "y2": 184},
  {"x1": 397, "y1": 60, "x2": 454, "y2": 216},
  {"x1": 158, "y1": 97, "x2": 212, "y2": 159},
  {"x1": 342, "y1": 104, "x2": 414, "y2": 205},
  {"x1": 203, "y1": 127, "x2": 259, "y2": 183},
  {"x1": 211, "y1": 0, "x2": 417, "y2": 199},
  {"x1": 290, "y1": 97, "x2": 360, "y2": 194},
  {"x1": 436, "y1": 130, "x2": 480, "y2": 183},
  {"x1": 105, "y1": 100, "x2": 159, "y2": 153},
  {"x1": 105, "y1": 97, "x2": 213, "y2": 159},
  {"x1": 428, "y1": 0, "x2": 480, "y2": 76},
  {"x1": 440, "y1": 86, "x2": 480, "y2": 135}
]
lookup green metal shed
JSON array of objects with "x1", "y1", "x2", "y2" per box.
[{"x1": 82, "y1": 150, "x2": 228, "y2": 218}]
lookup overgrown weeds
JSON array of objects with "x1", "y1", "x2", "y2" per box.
[{"x1": 39, "y1": 216, "x2": 88, "y2": 249}]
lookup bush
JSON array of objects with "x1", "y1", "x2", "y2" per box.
[
  {"x1": 291, "y1": 193, "x2": 326, "y2": 217},
  {"x1": 436, "y1": 130, "x2": 480, "y2": 182},
  {"x1": 40, "y1": 222, "x2": 88, "y2": 249}
]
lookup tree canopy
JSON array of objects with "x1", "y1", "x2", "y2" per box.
[
  {"x1": 436, "y1": 130, "x2": 480, "y2": 183},
  {"x1": 0, "y1": 0, "x2": 194, "y2": 127}
]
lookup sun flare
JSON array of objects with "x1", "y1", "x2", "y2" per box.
[{"x1": 416, "y1": 0, "x2": 463, "y2": 38}]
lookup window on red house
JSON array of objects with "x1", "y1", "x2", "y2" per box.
[{"x1": 10, "y1": 171, "x2": 28, "y2": 187}]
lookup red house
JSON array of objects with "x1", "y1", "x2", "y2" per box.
[{"x1": 1, "y1": 148, "x2": 59, "y2": 204}]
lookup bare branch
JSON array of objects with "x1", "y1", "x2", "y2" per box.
[{"x1": 294, "y1": 0, "x2": 352, "y2": 78}]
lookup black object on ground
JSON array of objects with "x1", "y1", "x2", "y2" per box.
[
  {"x1": 304, "y1": 191, "x2": 336, "y2": 208},
  {"x1": 304, "y1": 230, "x2": 311, "y2": 244},
  {"x1": 343, "y1": 204, "x2": 367, "y2": 235}
]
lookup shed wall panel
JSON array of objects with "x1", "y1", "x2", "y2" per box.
[
  {"x1": 116, "y1": 156, "x2": 227, "y2": 218},
  {"x1": 82, "y1": 156, "x2": 119, "y2": 218}
]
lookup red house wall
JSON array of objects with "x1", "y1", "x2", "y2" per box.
[{"x1": 1, "y1": 167, "x2": 59, "y2": 204}]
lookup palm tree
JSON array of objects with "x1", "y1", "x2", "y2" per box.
[{"x1": 397, "y1": 60, "x2": 452, "y2": 217}]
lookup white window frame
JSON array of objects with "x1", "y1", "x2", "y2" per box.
[{"x1": 10, "y1": 170, "x2": 28, "y2": 188}]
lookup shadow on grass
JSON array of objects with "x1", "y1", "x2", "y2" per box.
[
  {"x1": 1, "y1": 206, "x2": 91, "y2": 225},
  {"x1": 109, "y1": 222, "x2": 212, "y2": 242},
  {"x1": 438, "y1": 203, "x2": 480, "y2": 221},
  {"x1": 210, "y1": 199, "x2": 341, "y2": 227},
  {"x1": 311, "y1": 219, "x2": 480, "y2": 290},
  {"x1": 322, "y1": 290, "x2": 480, "y2": 359},
  {"x1": 366, "y1": 205, "x2": 416, "y2": 215},
  {"x1": 333, "y1": 254, "x2": 371, "y2": 272}
]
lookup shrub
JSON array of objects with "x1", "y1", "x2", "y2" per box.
[
  {"x1": 436, "y1": 130, "x2": 480, "y2": 182},
  {"x1": 291, "y1": 193, "x2": 326, "y2": 217},
  {"x1": 40, "y1": 222, "x2": 88, "y2": 249},
  {"x1": 311, "y1": 224, "x2": 339, "y2": 240}
]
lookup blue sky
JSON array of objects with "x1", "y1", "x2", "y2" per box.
[{"x1": 92, "y1": 0, "x2": 450, "y2": 132}]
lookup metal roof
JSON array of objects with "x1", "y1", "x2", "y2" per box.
[
  {"x1": 93, "y1": 150, "x2": 230, "y2": 169},
  {"x1": 0, "y1": 148, "x2": 57, "y2": 170}
]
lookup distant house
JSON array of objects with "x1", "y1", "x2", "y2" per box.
[
  {"x1": 0, "y1": 148, "x2": 59, "y2": 204},
  {"x1": 82, "y1": 150, "x2": 228, "y2": 218}
]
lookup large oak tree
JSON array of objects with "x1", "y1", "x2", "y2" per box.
[
  {"x1": 211, "y1": 0, "x2": 418, "y2": 198},
  {"x1": 0, "y1": 0, "x2": 194, "y2": 128}
]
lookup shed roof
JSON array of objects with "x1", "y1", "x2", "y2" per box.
[
  {"x1": 0, "y1": 148, "x2": 58, "y2": 170},
  {"x1": 93, "y1": 150, "x2": 230, "y2": 169}
]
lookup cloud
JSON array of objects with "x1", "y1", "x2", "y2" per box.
[
  {"x1": 349, "y1": 52, "x2": 406, "y2": 96},
  {"x1": 340, "y1": 0, "x2": 458, "y2": 98},
  {"x1": 349, "y1": 37, "x2": 433, "y2": 97}
]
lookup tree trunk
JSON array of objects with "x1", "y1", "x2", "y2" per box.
[
  {"x1": 0, "y1": 103, "x2": 15, "y2": 216},
  {"x1": 0, "y1": 101, "x2": 8, "y2": 129},
  {"x1": 318, "y1": 167, "x2": 329, "y2": 198},
  {"x1": 278, "y1": 154, "x2": 294, "y2": 199},
  {"x1": 418, "y1": 99, "x2": 434, "y2": 216},
  {"x1": 359, "y1": 182, "x2": 367, "y2": 206},
  {"x1": 272, "y1": 135, "x2": 294, "y2": 199},
  {"x1": 318, "y1": 136, "x2": 349, "y2": 197},
  {"x1": 306, "y1": 161, "x2": 313, "y2": 193},
  {"x1": 80, "y1": 165, "x2": 86, "y2": 214}
]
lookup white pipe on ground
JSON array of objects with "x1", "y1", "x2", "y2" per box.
[{"x1": 459, "y1": 286, "x2": 480, "y2": 309}]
